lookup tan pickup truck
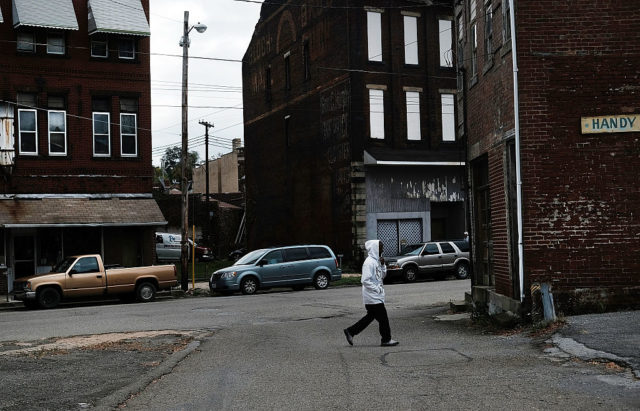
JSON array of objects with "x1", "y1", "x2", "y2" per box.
[{"x1": 12, "y1": 254, "x2": 177, "y2": 309}]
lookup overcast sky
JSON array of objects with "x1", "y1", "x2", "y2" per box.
[{"x1": 149, "y1": 0, "x2": 261, "y2": 166}]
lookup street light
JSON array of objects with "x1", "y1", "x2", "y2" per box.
[{"x1": 180, "y1": 11, "x2": 207, "y2": 291}]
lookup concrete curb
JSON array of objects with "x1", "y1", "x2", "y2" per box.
[{"x1": 93, "y1": 340, "x2": 201, "y2": 410}]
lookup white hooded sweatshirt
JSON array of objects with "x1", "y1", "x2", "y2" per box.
[{"x1": 361, "y1": 240, "x2": 387, "y2": 305}]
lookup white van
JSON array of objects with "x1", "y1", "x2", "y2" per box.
[{"x1": 155, "y1": 233, "x2": 188, "y2": 262}]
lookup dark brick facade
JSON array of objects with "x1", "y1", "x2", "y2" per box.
[
  {"x1": 0, "y1": 0, "x2": 152, "y2": 193},
  {"x1": 243, "y1": 1, "x2": 463, "y2": 262},
  {"x1": 459, "y1": 0, "x2": 640, "y2": 315}
]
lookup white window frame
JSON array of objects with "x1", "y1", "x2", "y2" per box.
[
  {"x1": 120, "y1": 113, "x2": 137, "y2": 157},
  {"x1": 47, "y1": 33, "x2": 65, "y2": 55},
  {"x1": 406, "y1": 91, "x2": 421, "y2": 141},
  {"x1": 485, "y1": 2, "x2": 493, "y2": 60},
  {"x1": 17, "y1": 32, "x2": 35, "y2": 52},
  {"x1": 92, "y1": 112, "x2": 111, "y2": 157},
  {"x1": 118, "y1": 39, "x2": 135, "y2": 60},
  {"x1": 439, "y1": 19, "x2": 453, "y2": 67},
  {"x1": 368, "y1": 88, "x2": 385, "y2": 139},
  {"x1": 470, "y1": 23, "x2": 478, "y2": 77},
  {"x1": 18, "y1": 109, "x2": 38, "y2": 155},
  {"x1": 48, "y1": 110, "x2": 67, "y2": 156},
  {"x1": 503, "y1": 0, "x2": 512, "y2": 44},
  {"x1": 403, "y1": 15, "x2": 418, "y2": 65},
  {"x1": 91, "y1": 39, "x2": 108, "y2": 58},
  {"x1": 441, "y1": 94, "x2": 456, "y2": 142},
  {"x1": 367, "y1": 11, "x2": 383, "y2": 62}
]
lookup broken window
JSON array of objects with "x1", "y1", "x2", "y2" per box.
[
  {"x1": 403, "y1": 15, "x2": 418, "y2": 65},
  {"x1": 406, "y1": 91, "x2": 421, "y2": 141},
  {"x1": 439, "y1": 19, "x2": 453, "y2": 67},
  {"x1": 367, "y1": 11, "x2": 382, "y2": 62},
  {"x1": 369, "y1": 88, "x2": 384, "y2": 139}
]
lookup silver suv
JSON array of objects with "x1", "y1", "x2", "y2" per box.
[
  {"x1": 209, "y1": 245, "x2": 342, "y2": 295},
  {"x1": 385, "y1": 240, "x2": 470, "y2": 282}
]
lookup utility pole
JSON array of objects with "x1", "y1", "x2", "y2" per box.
[{"x1": 198, "y1": 120, "x2": 214, "y2": 201}]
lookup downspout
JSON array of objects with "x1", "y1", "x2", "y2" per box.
[{"x1": 508, "y1": 0, "x2": 524, "y2": 302}]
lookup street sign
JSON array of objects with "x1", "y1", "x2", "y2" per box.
[{"x1": 581, "y1": 114, "x2": 640, "y2": 134}]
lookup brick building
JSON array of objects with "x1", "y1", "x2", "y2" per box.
[
  {"x1": 242, "y1": 0, "x2": 466, "y2": 264},
  {"x1": 456, "y1": 0, "x2": 640, "y2": 315},
  {"x1": 0, "y1": 0, "x2": 165, "y2": 294}
]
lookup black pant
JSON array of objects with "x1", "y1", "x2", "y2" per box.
[{"x1": 347, "y1": 303, "x2": 391, "y2": 343}]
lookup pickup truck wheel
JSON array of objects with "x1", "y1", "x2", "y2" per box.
[
  {"x1": 455, "y1": 262, "x2": 470, "y2": 280},
  {"x1": 313, "y1": 272, "x2": 330, "y2": 290},
  {"x1": 403, "y1": 266, "x2": 418, "y2": 283},
  {"x1": 37, "y1": 287, "x2": 61, "y2": 309},
  {"x1": 136, "y1": 282, "x2": 156, "y2": 302},
  {"x1": 240, "y1": 277, "x2": 258, "y2": 295}
]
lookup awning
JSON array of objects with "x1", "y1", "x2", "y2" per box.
[
  {"x1": 12, "y1": 0, "x2": 79, "y2": 30},
  {"x1": 364, "y1": 148, "x2": 466, "y2": 167},
  {"x1": 88, "y1": 0, "x2": 150, "y2": 36},
  {"x1": 0, "y1": 198, "x2": 167, "y2": 228}
]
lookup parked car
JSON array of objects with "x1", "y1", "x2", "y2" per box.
[
  {"x1": 12, "y1": 254, "x2": 177, "y2": 309},
  {"x1": 210, "y1": 245, "x2": 342, "y2": 295},
  {"x1": 385, "y1": 240, "x2": 470, "y2": 282},
  {"x1": 155, "y1": 233, "x2": 213, "y2": 262}
]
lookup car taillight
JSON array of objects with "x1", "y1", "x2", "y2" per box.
[{"x1": 335, "y1": 258, "x2": 339, "y2": 268}]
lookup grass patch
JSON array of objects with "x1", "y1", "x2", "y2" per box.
[
  {"x1": 174, "y1": 260, "x2": 235, "y2": 282},
  {"x1": 332, "y1": 276, "x2": 361, "y2": 287}
]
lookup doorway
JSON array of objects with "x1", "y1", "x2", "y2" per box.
[{"x1": 13, "y1": 235, "x2": 35, "y2": 278}]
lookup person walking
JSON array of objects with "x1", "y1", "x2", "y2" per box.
[{"x1": 344, "y1": 240, "x2": 399, "y2": 347}]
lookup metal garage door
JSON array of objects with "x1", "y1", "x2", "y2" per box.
[{"x1": 377, "y1": 219, "x2": 422, "y2": 257}]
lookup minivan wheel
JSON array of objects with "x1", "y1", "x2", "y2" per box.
[
  {"x1": 240, "y1": 277, "x2": 258, "y2": 295},
  {"x1": 403, "y1": 266, "x2": 418, "y2": 283},
  {"x1": 455, "y1": 262, "x2": 470, "y2": 280},
  {"x1": 313, "y1": 272, "x2": 330, "y2": 290}
]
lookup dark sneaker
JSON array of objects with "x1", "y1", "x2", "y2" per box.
[
  {"x1": 381, "y1": 339, "x2": 399, "y2": 347},
  {"x1": 343, "y1": 329, "x2": 353, "y2": 346}
]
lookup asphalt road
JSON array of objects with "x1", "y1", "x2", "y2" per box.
[{"x1": 1, "y1": 280, "x2": 638, "y2": 410}]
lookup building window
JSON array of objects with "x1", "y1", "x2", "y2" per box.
[
  {"x1": 18, "y1": 109, "x2": 38, "y2": 155},
  {"x1": 367, "y1": 11, "x2": 382, "y2": 62},
  {"x1": 470, "y1": 0, "x2": 477, "y2": 21},
  {"x1": 457, "y1": 13, "x2": 465, "y2": 91},
  {"x1": 284, "y1": 52, "x2": 291, "y2": 90},
  {"x1": 93, "y1": 113, "x2": 111, "y2": 156},
  {"x1": 91, "y1": 40, "x2": 108, "y2": 58},
  {"x1": 47, "y1": 33, "x2": 65, "y2": 55},
  {"x1": 406, "y1": 91, "x2": 421, "y2": 141},
  {"x1": 503, "y1": 0, "x2": 511, "y2": 43},
  {"x1": 470, "y1": 23, "x2": 478, "y2": 77},
  {"x1": 120, "y1": 114, "x2": 137, "y2": 157},
  {"x1": 303, "y1": 40, "x2": 310, "y2": 80},
  {"x1": 17, "y1": 32, "x2": 35, "y2": 52},
  {"x1": 439, "y1": 19, "x2": 453, "y2": 67},
  {"x1": 484, "y1": 2, "x2": 493, "y2": 61},
  {"x1": 48, "y1": 111, "x2": 67, "y2": 155},
  {"x1": 441, "y1": 94, "x2": 455, "y2": 142},
  {"x1": 403, "y1": 15, "x2": 418, "y2": 65},
  {"x1": 369, "y1": 88, "x2": 384, "y2": 139},
  {"x1": 118, "y1": 39, "x2": 135, "y2": 59}
]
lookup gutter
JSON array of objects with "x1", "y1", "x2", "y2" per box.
[{"x1": 509, "y1": 0, "x2": 525, "y2": 302}]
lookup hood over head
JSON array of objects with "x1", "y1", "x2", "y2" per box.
[{"x1": 365, "y1": 239, "x2": 381, "y2": 261}]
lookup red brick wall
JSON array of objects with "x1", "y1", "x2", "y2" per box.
[
  {"x1": 465, "y1": 0, "x2": 640, "y2": 312},
  {"x1": 0, "y1": 0, "x2": 152, "y2": 194}
]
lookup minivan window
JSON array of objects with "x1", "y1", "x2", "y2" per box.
[
  {"x1": 423, "y1": 243, "x2": 440, "y2": 255},
  {"x1": 262, "y1": 250, "x2": 284, "y2": 265},
  {"x1": 235, "y1": 249, "x2": 269, "y2": 265},
  {"x1": 284, "y1": 247, "x2": 309, "y2": 262},
  {"x1": 308, "y1": 247, "x2": 331, "y2": 259},
  {"x1": 439, "y1": 242, "x2": 455, "y2": 254}
]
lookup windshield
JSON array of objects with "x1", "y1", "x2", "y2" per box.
[
  {"x1": 235, "y1": 249, "x2": 269, "y2": 266},
  {"x1": 400, "y1": 244, "x2": 424, "y2": 256},
  {"x1": 51, "y1": 257, "x2": 77, "y2": 273}
]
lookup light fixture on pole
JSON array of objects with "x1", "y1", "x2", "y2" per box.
[{"x1": 180, "y1": 11, "x2": 207, "y2": 291}]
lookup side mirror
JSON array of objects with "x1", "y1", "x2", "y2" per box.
[
  {"x1": 69, "y1": 269, "x2": 77, "y2": 275},
  {"x1": 258, "y1": 260, "x2": 266, "y2": 267}
]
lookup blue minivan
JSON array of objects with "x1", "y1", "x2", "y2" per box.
[{"x1": 209, "y1": 245, "x2": 342, "y2": 295}]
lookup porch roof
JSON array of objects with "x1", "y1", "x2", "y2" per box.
[
  {"x1": 0, "y1": 198, "x2": 166, "y2": 227},
  {"x1": 12, "y1": 0, "x2": 79, "y2": 30},
  {"x1": 364, "y1": 148, "x2": 466, "y2": 167},
  {"x1": 88, "y1": 0, "x2": 150, "y2": 36}
]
